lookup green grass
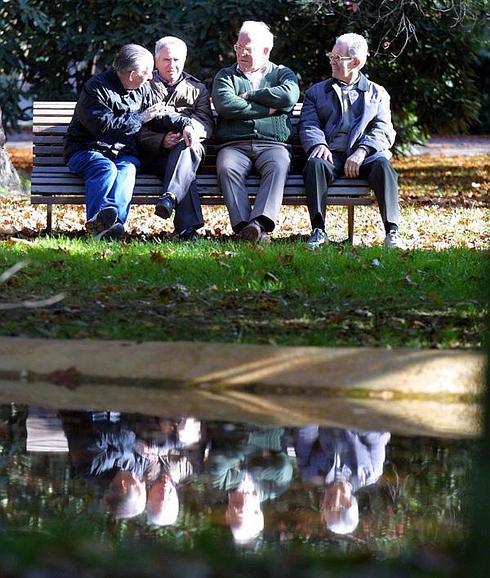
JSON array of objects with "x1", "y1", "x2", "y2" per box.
[
  {"x1": 0, "y1": 514, "x2": 465, "y2": 578},
  {"x1": 0, "y1": 237, "x2": 486, "y2": 348}
]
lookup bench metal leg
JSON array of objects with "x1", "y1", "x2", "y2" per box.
[
  {"x1": 347, "y1": 205, "x2": 354, "y2": 244},
  {"x1": 46, "y1": 205, "x2": 53, "y2": 233}
]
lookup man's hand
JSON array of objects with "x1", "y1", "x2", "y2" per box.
[
  {"x1": 344, "y1": 148, "x2": 367, "y2": 178},
  {"x1": 269, "y1": 108, "x2": 277, "y2": 115},
  {"x1": 309, "y1": 144, "x2": 333, "y2": 163},
  {"x1": 140, "y1": 102, "x2": 166, "y2": 123},
  {"x1": 162, "y1": 131, "x2": 183, "y2": 149},
  {"x1": 182, "y1": 125, "x2": 196, "y2": 148}
]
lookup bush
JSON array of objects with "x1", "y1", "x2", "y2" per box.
[{"x1": 0, "y1": 0, "x2": 486, "y2": 146}]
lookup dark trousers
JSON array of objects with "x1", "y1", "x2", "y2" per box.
[
  {"x1": 145, "y1": 141, "x2": 204, "y2": 233},
  {"x1": 303, "y1": 153, "x2": 400, "y2": 233}
]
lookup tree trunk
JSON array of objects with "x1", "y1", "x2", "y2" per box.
[{"x1": 0, "y1": 106, "x2": 21, "y2": 191}]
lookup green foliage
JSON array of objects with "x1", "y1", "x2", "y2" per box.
[{"x1": 0, "y1": 0, "x2": 486, "y2": 142}]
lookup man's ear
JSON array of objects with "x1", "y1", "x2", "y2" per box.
[{"x1": 263, "y1": 46, "x2": 271, "y2": 58}]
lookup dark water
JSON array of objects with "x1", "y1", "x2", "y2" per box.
[{"x1": 0, "y1": 404, "x2": 474, "y2": 556}]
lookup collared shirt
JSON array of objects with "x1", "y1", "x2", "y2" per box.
[
  {"x1": 329, "y1": 79, "x2": 361, "y2": 152},
  {"x1": 238, "y1": 61, "x2": 271, "y2": 90}
]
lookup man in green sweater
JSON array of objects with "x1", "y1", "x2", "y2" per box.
[{"x1": 212, "y1": 21, "x2": 300, "y2": 242}]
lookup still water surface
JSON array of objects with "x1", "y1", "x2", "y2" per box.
[{"x1": 0, "y1": 404, "x2": 474, "y2": 556}]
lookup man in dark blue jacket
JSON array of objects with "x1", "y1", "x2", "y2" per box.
[
  {"x1": 295, "y1": 426, "x2": 390, "y2": 535},
  {"x1": 64, "y1": 44, "x2": 182, "y2": 240},
  {"x1": 299, "y1": 33, "x2": 406, "y2": 249}
]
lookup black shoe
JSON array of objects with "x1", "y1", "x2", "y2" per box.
[
  {"x1": 86, "y1": 207, "x2": 118, "y2": 238},
  {"x1": 306, "y1": 228, "x2": 328, "y2": 249},
  {"x1": 155, "y1": 192, "x2": 176, "y2": 219},
  {"x1": 98, "y1": 222, "x2": 125, "y2": 241},
  {"x1": 179, "y1": 227, "x2": 199, "y2": 241},
  {"x1": 239, "y1": 220, "x2": 264, "y2": 242}
]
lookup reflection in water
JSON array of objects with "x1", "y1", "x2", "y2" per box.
[
  {"x1": 208, "y1": 425, "x2": 293, "y2": 544},
  {"x1": 295, "y1": 427, "x2": 390, "y2": 536},
  {"x1": 61, "y1": 412, "x2": 205, "y2": 523},
  {"x1": 0, "y1": 404, "x2": 475, "y2": 556}
]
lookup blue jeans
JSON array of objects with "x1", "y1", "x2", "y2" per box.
[{"x1": 67, "y1": 150, "x2": 140, "y2": 223}]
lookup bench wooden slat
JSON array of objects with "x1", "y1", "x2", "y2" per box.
[
  {"x1": 32, "y1": 172, "x2": 369, "y2": 193},
  {"x1": 31, "y1": 195, "x2": 374, "y2": 210},
  {"x1": 33, "y1": 102, "x2": 78, "y2": 107},
  {"x1": 33, "y1": 111, "x2": 78, "y2": 118},
  {"x1": 32, "y1": 175, "x2": 164, "y2": 183},
  {"x1": 34, "y1": 116, "x2": 76, "y2": 124},
  {"x1": 33, "y1": 146, "x2": 64, "y2": 154},
  {"x1": 32, "y1": 186, "x2": 371, "y2": 198},
  {"x1": 33, "y1": 101, "x2": 301, "y2": 112},
  {"x1": 33, "y1": 125, "x2": 70, "y2": 134},
  {"x1": 33, "y1": 135, "x2": 65, "y2": 144}
]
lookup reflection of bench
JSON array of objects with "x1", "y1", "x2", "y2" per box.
[
  {"x1": 26, "y1": 406, "x2": 68, "y2": 452},
  {"x1": 31, "y1": 101, "x2": 375, "y2": 240}
]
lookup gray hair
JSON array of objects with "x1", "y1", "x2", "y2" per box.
[
  {"x1": 155, "y1": 36, "x2": 187, "y2": 59},
  {"x1": 239, "y1": 21, "x2": 274, "y2": 50},
  {"x1": 113, "y1": 44, "x2": 154, "y2": 74},
  {"x1": 336, "y1": 33, "x2": 369, "y2": 67}
]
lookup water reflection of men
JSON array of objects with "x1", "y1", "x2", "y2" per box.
[
  {"x1": 208, "y1": 425, "x2": 293, "y2": 544},
  {"x1": 128, "y1": 415, "x2": 204, "y2": 526},
  {"x1": 61, "y1": 412, "x2": 150, "y2": 519},
  {"x1": 295, "y1": 427, "x2": 390, "y2": 535},
  {"x1": 63, "y1": 413, "x2": 204, "y2": 523},
  {"x1": 146, "y1": 454, "x2": 194, "y2": 526}
]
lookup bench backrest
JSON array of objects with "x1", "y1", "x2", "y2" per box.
[{"x1": 33, "y1": 101, "x2": 306, "y2": 171}]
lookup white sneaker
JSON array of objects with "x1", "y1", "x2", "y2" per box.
[
  {"x1": 384, "y1": 230, "x2": 408, "y2": 250},
  {"x1": 307, "y1": 228, "x2": 328, "y2": 249}
]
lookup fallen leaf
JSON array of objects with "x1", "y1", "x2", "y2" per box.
[
  {"x1": 150, "y1": 250, "x2": 168, "y2": 265},
  {"x1": 278, "y1": 254, "x2": 294, "y2": 265}
]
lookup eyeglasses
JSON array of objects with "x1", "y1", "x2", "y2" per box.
[
  {"x1": 327, "y1": 52, "x2": 354, "y2": 63},
  {"x1": 233, "y1": 44, "x2": 255, "y2": 56}
]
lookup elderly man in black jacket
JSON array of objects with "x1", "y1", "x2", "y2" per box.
[{"x1": 64, "y1": 44, "x2": 187, "y2": 240}]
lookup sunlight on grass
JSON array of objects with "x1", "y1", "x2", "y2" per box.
[{"x1": 0, "y1": 238, "x2": 486, "y2": 348}]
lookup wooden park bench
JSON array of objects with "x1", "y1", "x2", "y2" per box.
[{"x1": 31, "y1": 101, "x2": 374, "y2": 241}]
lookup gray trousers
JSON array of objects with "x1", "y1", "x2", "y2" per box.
[{"x1": 216, "y1": 141, "x2": 291, "y2": 232}]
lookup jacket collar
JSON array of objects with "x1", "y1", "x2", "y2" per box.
[
  {"x1": 153, "y1": 69, "x2": 198, "y2": 87},
  {"x1": 324, "y1": 72, "x2": 369, "y2": 93},
  {"x1": 108, "y1": 67, "x2": 127, "y2": 93}
]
